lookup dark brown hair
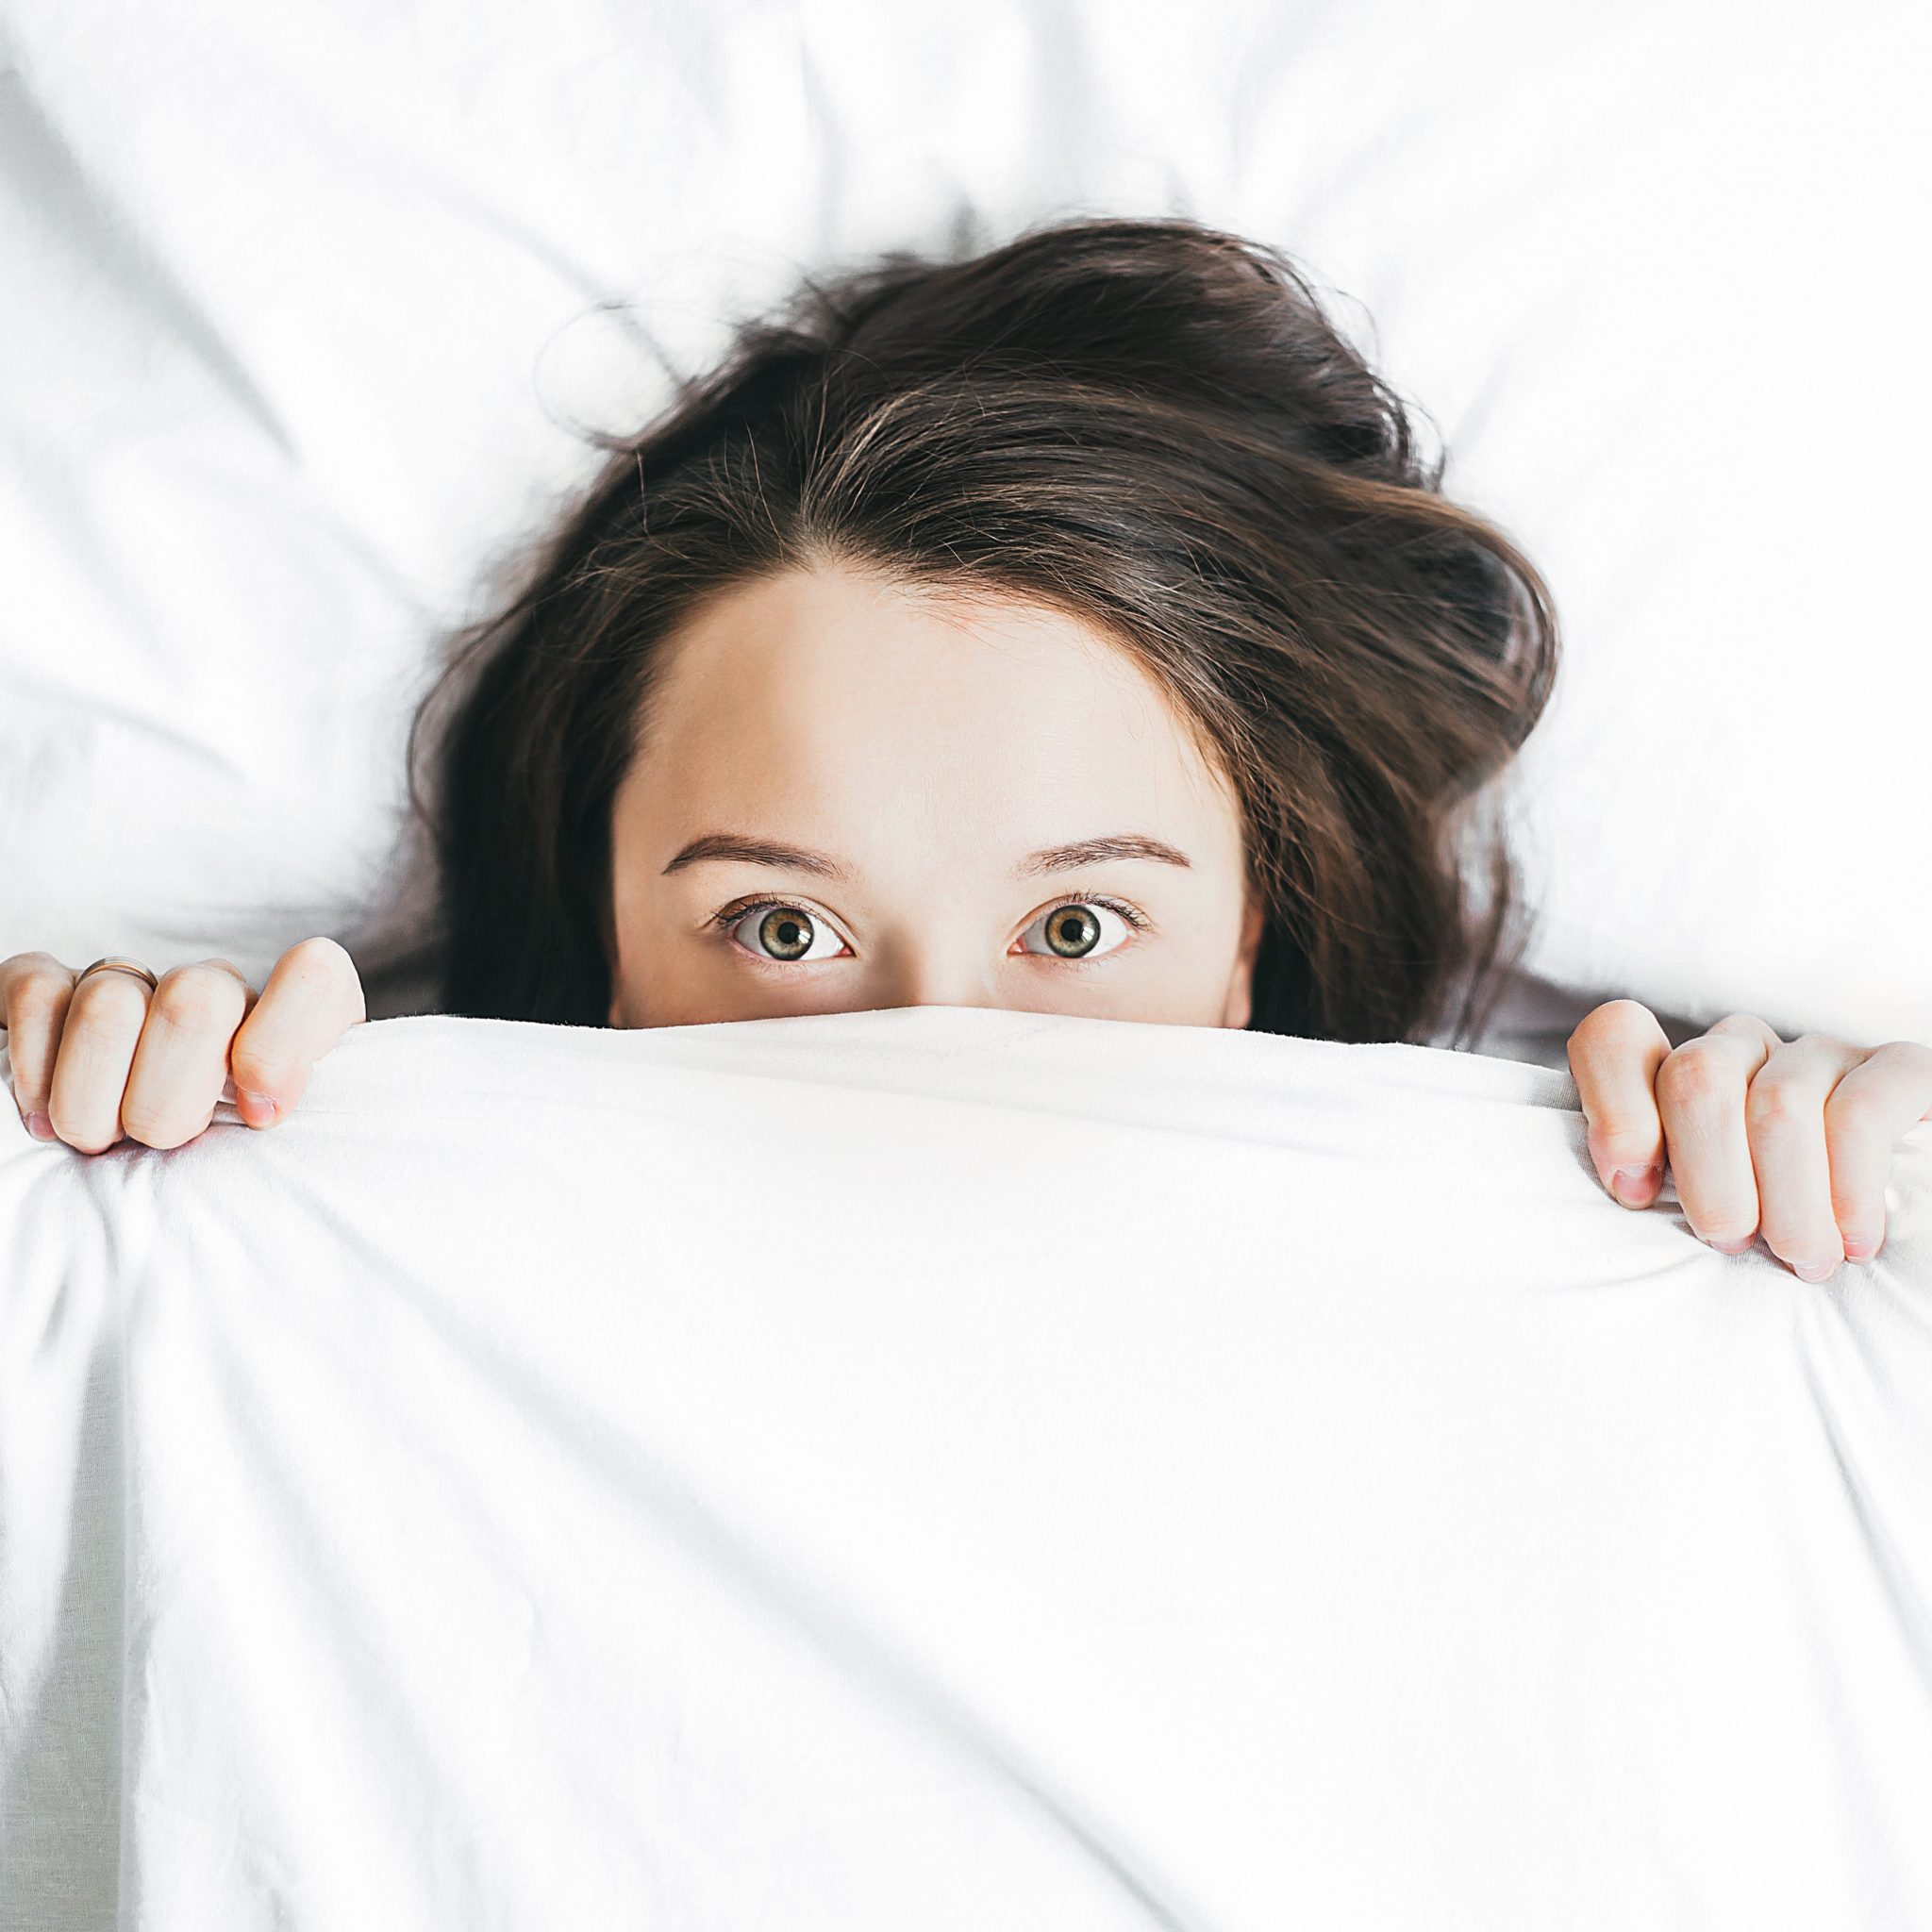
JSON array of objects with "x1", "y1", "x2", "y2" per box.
[{"x1": 405, "y1": 213, "x2": 1558, "y2": 1046}]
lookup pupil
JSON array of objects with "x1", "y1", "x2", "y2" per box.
[
  {"x1": 760, "y1": 908, "x2": 809, "y2": 958},
  {"x1": 1051, "y1": 908, "x2": 1096, "y2": 956}
]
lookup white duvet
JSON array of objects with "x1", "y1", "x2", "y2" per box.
[{"x1": 5, "y1": 1006, "x2": 1931, "y2": 1929}]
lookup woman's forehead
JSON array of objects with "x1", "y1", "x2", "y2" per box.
[
  {"x1": 644, "y1": 563, "x2": 1228, "y2": 804},
  {"x1": 610, "y1": 565, "x2": 1246, "y2": 890}
]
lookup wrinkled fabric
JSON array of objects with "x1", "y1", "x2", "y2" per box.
[{"x1": 4, "y1": 1005, "x2": 1930, "y2": 1930}]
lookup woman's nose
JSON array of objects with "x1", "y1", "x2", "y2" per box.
[
  {"x1": 873, "y1": 984, "x2": 1001, "y2": 1014},
  {"x1": 867, "y1": 958, "x2": 1003, "y2": 1013}
]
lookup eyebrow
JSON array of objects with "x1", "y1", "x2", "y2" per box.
[{"x1": 661, "y1": 831, "x2": 1193, "y2": 883}]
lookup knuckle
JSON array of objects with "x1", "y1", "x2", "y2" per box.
[
  {"x1": 1822, "y1": 1088, "x2": 1885, "y2": 1139},
  {"x1": 283, "y1": 935, "x2": 352, "y2": 983},
  {"x1": 288, "y1": 932, "x2": 363, "y2": 1019},
  {"x1": 1744, "y1": 1077, "x2": 1811, "y2": 1133},
  {"x1": 1655, "y1": 1045, "x2": 1729, "y2": 1113},
  {"x1": 1865, "y1": 1040, "x2": 1932, "y2": 1082},
  {"x1": 152, "y1": 968, "x2": 245, "y2": 1033},
  {"x1": 70, "y1": 972, "x2": 149, "y2": 1028},
  {"x1": 1599, "y1": 997, "x2": 1655, "y2": 1024},
  {"x1": 3, "y1": 950, "x2": 68, "y2": 985},
  {"x1": 1569, "y1": 998, "x2": 1654, "y2": 1047},
  {"x1": 8, "y1": 960, "x2": 73, "y2": 1002},
  {"x1": 6, "y1": 980, "x2": 69, "y2": 1039}
]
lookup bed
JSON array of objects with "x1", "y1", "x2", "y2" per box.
[
  {"x1": 4, "y1": 2, "x2": 1929, "y2": 1925},
  {"x1": 8, "y1": 1007, "x2": 1932, "y2": 1926}
]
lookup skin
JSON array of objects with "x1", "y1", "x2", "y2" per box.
[
  {"x1": 602, "y1": 561, "x2": 1263, "y2": 1031},
  {"x1": 3, "y1": 557, "x2": 1927, "y2": 1284},
  {"x1": 1566, "y1": 1006, "x2": 1929, "y2": 1279}
]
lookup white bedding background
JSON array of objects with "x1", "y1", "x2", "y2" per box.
[
  {"x1": 0, "y1": 0, "x2": 1927, "y2": 1042},
  {"x1": 5, "y1": 1006, "x2": 1932, "y2": 1929},
  {"x1": 7, "y1": 4, "x2": 1932, "y2": 1928}
]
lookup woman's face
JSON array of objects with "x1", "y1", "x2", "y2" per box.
[{"x1": 605, "y1": 558, "x2": 1264, "y2": 1031}]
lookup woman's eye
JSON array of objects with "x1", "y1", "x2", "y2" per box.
[
  {"x1": 724, "y1": 901, "x2": 848, "y2": 964},
  {"x1": 1016, "y1": 899, "x2": 1138, "y2": 962},
  {"x1": 714, "y1": 896, "x2": 1144, "y2": 966}
]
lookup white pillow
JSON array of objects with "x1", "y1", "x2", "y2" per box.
[
  {"x1": 1, "y1": 0, "x2": 1924, "y2": 1044},
  {"x1": 6, "y1": 1003, "x2": 1931, "y2": 1925}
]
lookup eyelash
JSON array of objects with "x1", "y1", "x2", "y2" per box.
[{"x1": 703, "y1": 891, "x2": 1151, "y2": 963}]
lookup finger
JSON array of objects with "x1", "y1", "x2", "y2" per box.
[
  {"x1": 1741, "y1": 1034, "x2": 1870, "y2": 1280},
  {"x1": 1653, "y1": 1015, "x2": 1784, "y2": 1253},
  {"x1": 46, "y1": 968, "x2": 155, "y2": 1154},
  {"x1": 1566, "y1": 999, "x2": 1673, "y2": 1207},
  {"x1": 1819, "y1": 1041, "x2": 1932, "y2": 1263},
  {"x1": 226, "y1": 937, "x2": 367, "y2": 1128},
  {"x1": 120, "y1": 960, "x2": 257, "y2": 1150},
  {"x1": 0, "y1": 954, "x2": 78, "y2": 1139}
]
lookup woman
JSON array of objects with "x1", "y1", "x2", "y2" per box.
[{"x1": 4, "y1": 214, "x2": 1924, "y2": 1279}]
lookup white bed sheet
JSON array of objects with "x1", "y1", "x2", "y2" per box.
[{"x1": 5, "y1": 1005, "x2": 1931, "y2": 1928}]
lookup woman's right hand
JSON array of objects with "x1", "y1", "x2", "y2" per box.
[{"x1": 1, "y1": 937, "x2": 366, "y2": 1154}]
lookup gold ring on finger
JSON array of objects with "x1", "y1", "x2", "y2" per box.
[{"x1": 75, "y1": 956, "x2": 160, "y2": 994}]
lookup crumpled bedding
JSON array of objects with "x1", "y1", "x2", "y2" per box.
[{"x1": 4, "y1": 1005, "x2": 1930, "y2": 1929}]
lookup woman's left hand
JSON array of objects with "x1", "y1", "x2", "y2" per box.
[{"x1": 1567, "y1": 1001, "x2": 1932, "y2": 1282}]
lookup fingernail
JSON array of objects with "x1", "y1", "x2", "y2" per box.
[
  {"x1": 25, "y1": 1110, "x2": 55, "y2": 1141},
  {"x1": 239, "y1": 1089, "x2": 279, "y2": 1122},
  {"x1": 1842, "y1": 1233, "x2": 1879, "y2": 1261},
  {"x1": 1706, "y1": 1234, "x2": 1755, "y2": 1255},
  {"x1": 1793, "y1": 1258, "x2": 1839, "y2": 1284},
  {"x1": 1610, "y1": 1165, "x2": 1661, "y2": 1207}
]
